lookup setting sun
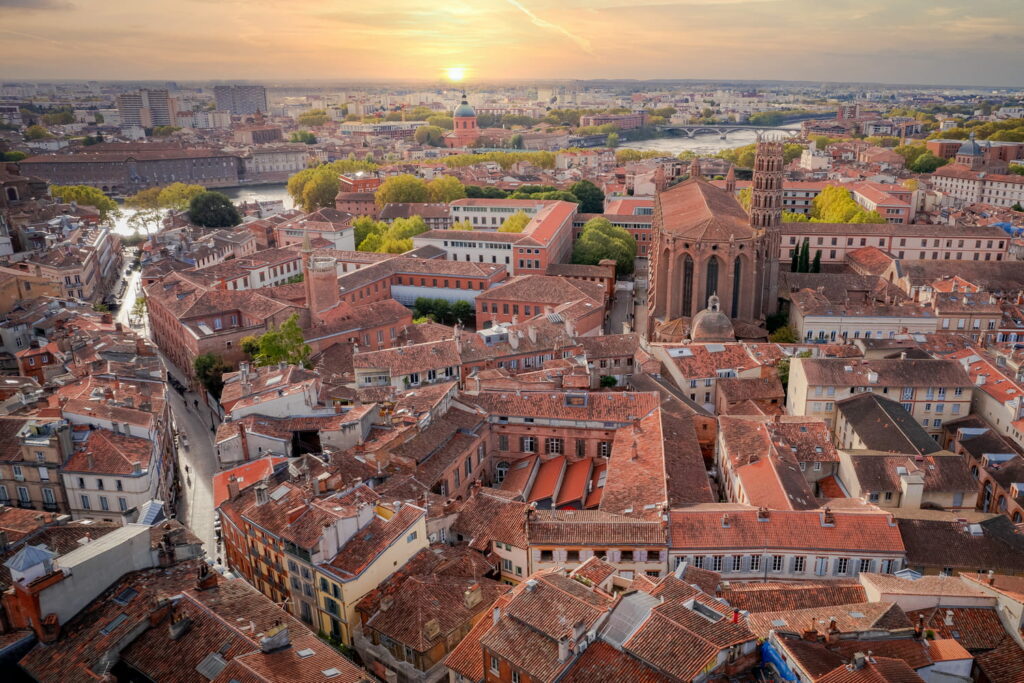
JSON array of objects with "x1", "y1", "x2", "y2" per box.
[{"x1": 445, "y1": 67, "x2": 466, "y2": 82}]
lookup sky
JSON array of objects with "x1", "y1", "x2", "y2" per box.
[{"x1": 1, "y1": 0, "x2": 1022, "y2": 86}]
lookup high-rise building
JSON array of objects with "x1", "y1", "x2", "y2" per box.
[
  {"x1": 214, "y1": 85, "x2": 268, "y2": 115},
  {"x1": 116, "y1": 89, "x2": 175, "y2": 127}
]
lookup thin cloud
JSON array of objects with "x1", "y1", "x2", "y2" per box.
[
  {"x1": 0, "y1": 0, "x2": 72, "y2": 8},
  {"x1": 504, "y1": 0, "x2": 594, "y2": 55}
]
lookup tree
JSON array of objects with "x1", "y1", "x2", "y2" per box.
[
  {"x1": 606, "y1": 132, "x2": 619, "y2": 148},
  {"x1": 375, "y1": 174, "x2": 429, "y2": 206},
  {"x1": 450, "y1": 219, "x2": 474, "y2": 230},
  {"x1": 353, "y1": 216, "x2": 379, "y2": 246},
  {"x1": 240, "y1": 336, "x2": 260, "y2": 358},
  {"x1": 572, "y1": 217, "x2": 636, "y2": 276},
  {"x1": 909, "y1": 152, "x2": 949, "y2": 174},
  {"x1": 50, "y1": 185, "x2": 118, "y2": 220},
  {"x1": 427, "y1": 115, "x2": 453, "y2": 130},
  {"x1": 24, "y1": 125, "x2": 52, "y2": 140},
  {"x1": 414, "y1": 125, "x2": 445, "y2": 147},
  {"x1": 810, "y1": 185, "x2": 885, "y2": 224},
  {"x1": 1009, "y1": 166, "x2": 1024, "y2": 177},
  {"x1": 498, "y1": 211, "x2": 531, "y2": 233},
  {"x1": 427, "y1": 175, "x2": 466, "y2": 203},
  {"x1": 465, "y1": 185, "x2": 508, "y2": 199},
  {"x1": 811, "y1": 250, "x2": 821, "y2": 273},
  {"x1": 301, "y1": 172, "x2": 341, "y2": 212},
  {"x1": 131, "y1": 296, "x2": 147, "y2": 321},
  {"x1": 151, "y1": 126, "x2": 181, "y2": 137},
  {"x1": 569, "y1": 180, "x2": 605, "y2": 214},
  {"x1": 194, "y1": 353, "x2": 229, "y2": 399},
  {"x1": 157, "y1": 182, "x2": 205, "y2": 210},
  {"x1": 2, "y1": 150, "x2": 27, "y2": 162},
  {"x1": 42, "y1": 110, "x2": 74, "y2": 126},
  {"x1": 290, "y1": 131, "x2": 317, "y2": 144},
  {"x1": 769, "y1": 326, "x2": 798, "y2": 343},
  {"x1": 798, "y1": 238, "x2": 810, "y2": 273},
  {"x1": 125, "y1": 186, "x2": 163, "y2": 210},
  {"x1": 509, "y1": 134, "x2": 524, "y2": 149},
  {"x1": 450, "y1": 300, "x2": 473, "y2": 325},
  {"x1": 188, "y1": 191, "x2": 241, "y2": 228},
  {"x1": 251, "y1": 314, "x2": 311, "y2": 368},
  {"x1": 1012, "y1": 202, "x2": 1023, "y2": 212},
  {"x1": 790, "y1": 247, "x2": 799, "y2": 273},
  {"x1": 297, "y1": 109, "x2": 329, "y2": 128}
]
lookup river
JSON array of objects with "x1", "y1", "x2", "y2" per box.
[
  {"x1": 620, "y1": 122, "x2": 802, "y2": 155},
  {"x1": 111, "y1": 183, "x2": 293, "y2": 236}
]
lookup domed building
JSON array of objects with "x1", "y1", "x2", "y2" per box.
[
  {"x1": 955, "y1": 132, "x2": 985, "y2": 170},
  {"x1": 445, "y1": 91, "x2": 480, "y2": 148},
  {"x1": 689, "y1": 295, "x2": 735, "y2": 342}
]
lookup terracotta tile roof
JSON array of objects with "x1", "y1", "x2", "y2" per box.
[
  {"x1": 0, "y1": 505, "x2": 57, "y2": 545},
  {"x1": 926, "y1": 637, "x2": 972, "y2": 662},
  {"x1": 846, "y1": 453, "x2": 976, "y2": 495},
  {"x1": 974, "y1": 637, "x2": 1024, "y2": 683},
  {"x1": 463, "y1": 390, "x2": 660, "y2": 424},
  {"x1": 64, "y1": 428, "x2": 153, "y2": 476},
  {"x1": 320, "y1": 504, "x2": 424, "y2": 580},
  {"x1": 365, "y1": 575, "x2": 508, "y2": 652},
  {"x1": 570, "y1": 555, "x2": 617, "y2": 586},
  {"x1": 817, "y1": 657, "x2": 925, "y2": 683},
  {"x1": 898, "y1": 516, "x2": 1024, "y2": 574},
  {"x1": 528, "y1": 509, "x2": 666, "y2": 546},
  {"x1": 561, "y1": 640, "x2": 673, "y2": 682},
  {"x1": 722, "y1": 581, "x2": 867, "y2": 613},
  {"x1": 480, "y1": 571, "x2": 615, "y2": 682},
  {"x1": 622, "y1": 594, "x2": 754, "y2": 681},
  {"x1": 0, "y1": 519, "x2": 121, "y2": 591},
  {"x1": 905, "y1": 606, "x2": 1007, "y2": 651},
  {"x1": 656, "y1": 177, "x2": 756, "y2": 241},
  {"x1": 443, "y1": 591, "x2": 514, "y2": 680},
  {"x1": 798, "y1": 357, "x2": 971, "y2": 388},
  {"x1": 747, "y1": 602, "x2": 911, "y2": 639},
  {"x1": 476, "y1": 275, "x2": 605, "y2": 307},
  {"x1": 450, "y1": 489, "x2": 529, "y2": 553},
  {"x1": 353, "y1": 339, "x2": 461, "y2": 375},
  {"x1": 668, "y1": 508, "x2": 905, "y2": 554},
  {"x1": 212, "y1": 457, "x2": 288, "y2": 508},
  {"x1": 601, "y1": 410, "x2": 668, "y2": 519}
]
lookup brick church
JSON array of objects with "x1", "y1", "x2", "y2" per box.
[{"x1": 647, "y1": 139, "x2": 783, "y2": 342}]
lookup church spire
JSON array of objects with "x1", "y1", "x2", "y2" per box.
[
  {"x1": 689, "y1": 156, "x2": 702, "y2": 180},
  {"x1": 725, "y1": 165, "x2": 736, "y2": 194}
]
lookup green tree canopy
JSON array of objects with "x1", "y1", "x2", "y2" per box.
[
  {"x1": 188, "y1": 191, "x2": 241, "y2": 228},
  {"x1": 810, "y1": 185, "x2": 885, "y2": 224},
  {"x1": 426, "y1": 115, "x2": 454, "y2": 130},
  {"x1": 2, "y1": 150, "x2": 27, "y2": 162},
  {"x1": 250, "y1": 314, "x2": 311, "y2": 368},
  {"x1": 50, "y1": 185, "x2": 118, "y2": 220},
  {"x1": 569, "y1": 180, "x2": 605, "y2": 213},
  {"x1": 151, "y1": 126, "x2": 181, "y2": 137},
  {"x1": 465, "y1": 185, "x2": 508, "y2": 199},
  {"x1": 24, "y1": 125, "x2": 52, "y2": 140},
  {"x1": 290, "y1": 130, "x2": 317, "y2": 144},
  {"x1": 606, "y1": 132, "x2": 619, "y2": 148},
  {"x1": 498, "y1": 211, "x2": 531, "y2": 233},
  {"x1": 375, "y1": 174, "x2": 430, "y2": 206},
  {"x1": 572, "y1": 217, "x2": 636, "y2": 276},
  {"x1": 297, "y1": 109, "x2": 329, "y2": 128},
  {"x1": 908, "y1": 152, "x2": 949, "y2": 174},
  {"x1": 286, "y1": 159, "x2": 379, "y2": 212},
  {"x1": 158, "y1": 182, "x2": 206, "y2": 210},
  {"x1": 427, "y1": 175, "x2": 467, "y2": 203},
  {"x1": 450, "y1": 219, "x2": 474, "y2": 230},
  {"x1": 194, "y1": 353, "x2": 230, "y2": 399},
  {"x1": 356, "y1": 216, "x2": 428, "y2": 253},
  {"x1": 125, "y1": 186, "x2": 163, "y2": 210},
  {"x1": 414, "y1": 125, "x2": 446, "y2": 147}
]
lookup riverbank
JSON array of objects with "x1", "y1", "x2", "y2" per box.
[{"x1": 620, "y1": 122, "x2": 802, "y2": 156}]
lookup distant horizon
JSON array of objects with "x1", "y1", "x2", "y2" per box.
[
  {"x1": 6, "y1": 76, "x2": 1024, "y2": 92},
  {"x1": 2, "y1": 0, "x2": 1023, "y2": 88}
]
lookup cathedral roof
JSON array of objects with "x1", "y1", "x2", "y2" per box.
[
  {"x1": 958, "y1": 132, "x2": 982, "y2": 157},
  {"x1": 454, "y1": 93, "x2": 476, "y2": 118},
  {"x1": 690, "y1": 295, "x2": 736, "y2": 342},
  {"x1": 656, "y1": 177, "x2": 756, "y2": 242}
]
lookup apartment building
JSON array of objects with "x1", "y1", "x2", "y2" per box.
[
  {"x1": 0, "y1": 417, "x2": 72, "y2": 513},
  {"x1": 669, "y1": 505, "x2": 906, "y2": 579},
  {"x1": 787, "y1": 357, "x2": 973, "y2": 434}
]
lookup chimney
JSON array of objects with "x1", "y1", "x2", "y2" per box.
[
  {"x1": 492, "y1": 605, "x2": 501, "y2": 625},
  {"x1": 914, "y1": 614, "x2": 924, "y2": 639},
  {"x1": 463, "y1": 583, "x2": 482, "y2": 609},
  {"x1": 168, "y1": 614, "x2": 192, "y2": 641},
  {"x1": 239, "y1": 361, "x2": 250, "y2": 382},
  {"x1": 757, "y1": 507, "x2": 770, "y2": 522},
  {"x1": 988, "y1": 569, "x2": 995, "y2": 585},
  {"x1": 255, "y1": 483, "x2": 269, "y2": 505},
  {"x1": 195, "y1": 563, "x2": 219, "y2": 591},
  {"x1": 527, "y1": 326, "x2": 537, "y2": 343},
  {"x1": 133, "y1": 461, "x2": 142, "y2": 475},
  {"x1": 731, "y1": 609, "x2": 740, "y2": 624},
  {"x1": 380, "y1": 595, "x2": 393, "y2": 611},
  {"x1": 558, "y1": 634, "x2": 571, "y2": 663},
  {"x1": 945, "y1": 609, "x2": 954, "y2": 626},
  {"x1": 803, "y1": 621, "x2": 819, "y2": 641},
  {"x1": 259, "y1": 622, "x2": 290, "y2": 653}
]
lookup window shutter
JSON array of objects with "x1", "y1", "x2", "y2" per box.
[
  {"x1": 580, "y1": 549, "x2": 594, "y2": 561},
  {"x1": 788, "y1": 556, "x2": 798, "y2": 573},
  {"x1": 741, "y1": 555, "x2": 751, "y2": 573},
  {"x1": 636, "y1": 550, "x2": 648, "y2": 563}
]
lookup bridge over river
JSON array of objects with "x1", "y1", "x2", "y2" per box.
[{"x1": 655, "y1": 123, "x2": 803, "y2": 139}]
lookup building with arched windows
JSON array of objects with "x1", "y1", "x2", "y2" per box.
[
  {"x1": 444, "y1": 92, "x2": 480, "y2": 148},
  {"x1": 647, "y1": 141, "x2": 782, "y2": 340}
]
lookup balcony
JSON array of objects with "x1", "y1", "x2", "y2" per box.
[{"x1": 42, "y1": 502, "x2": 59, "y2": 512}]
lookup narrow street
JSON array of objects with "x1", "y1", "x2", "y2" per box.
[{"x1": 116, "y1": 254, "x2": 221, "y2": 561}]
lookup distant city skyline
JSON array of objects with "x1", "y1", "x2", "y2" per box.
[{"x1": 1, "y1": 0, "x2": 1023, "y2": 87}]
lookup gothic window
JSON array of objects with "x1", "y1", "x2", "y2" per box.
[
  {"x1": 731, "y1": 256, "x2": 742, "y2": 317},
  {"x1": 705, "y1": 256, "x2": 720, "y2": 307},
  {"x1": 682, "y1": 255, "x2": 694, "y2": 317}
]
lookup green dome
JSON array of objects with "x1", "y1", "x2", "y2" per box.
[{"x1": 454, "y1": 97, "x2": 476, "y2": 118}]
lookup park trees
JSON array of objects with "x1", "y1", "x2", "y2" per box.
[
  {"x1": 188, "y1": 191, "x2": 241, "y2": 228},
  {"x1": 572, "y1": 217, "x2": 636, "y2": 276},
  {"x1": 414, "y1": 125, "x2": 446, "y2": 147},
  {"x1": 50, "y1": 185, "x2": 119, "y2": 220},
  {"x1": 569, "y1": 179, "x2": 605, "y2": 213},
  {"x1": 427, "y1": 175, "x2": 467, "y2": 202},
  {"x1": 375, "y1": 174, "x2": 430, "y2": 206}
]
